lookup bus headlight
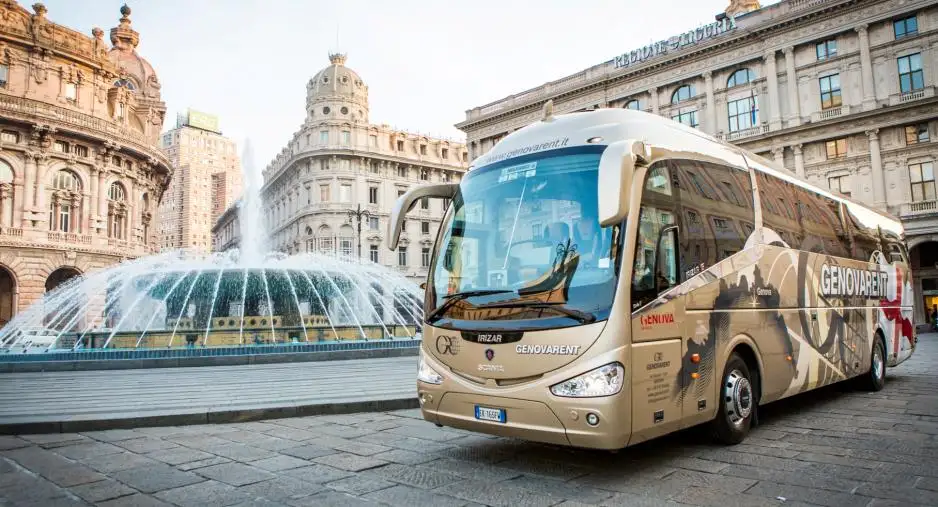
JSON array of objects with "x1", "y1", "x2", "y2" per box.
[
  {"x1": 550, "y1": 362, "x2": 624, "y2": 397},
  {"x1": 417, "y1": 350, "x2": 443, "y2": 385}
]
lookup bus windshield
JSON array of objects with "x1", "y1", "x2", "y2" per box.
[{"x1": 427, "y1": 145, "x2": 620, "y2": 330}]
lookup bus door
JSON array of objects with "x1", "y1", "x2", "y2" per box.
[{"x1": 629, "y1": 212, "x2": 686, "y2": 445}]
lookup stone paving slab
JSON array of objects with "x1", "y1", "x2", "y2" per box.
[
  {"x1": 0, "y1": 356, "x2": 419, "y2": 434},
  {"x1": 1, "y1": 334, "x2": 937, "y2": 506}
]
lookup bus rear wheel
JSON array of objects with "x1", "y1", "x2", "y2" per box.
[
  {"x1": 711, "y1": 353, "x2": 754, "y2": 445},
  {"x1": 856, "y1": 337, "x2": 886, "y2": 392}
]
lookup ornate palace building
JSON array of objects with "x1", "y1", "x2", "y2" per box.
[
  {"x1": 257, "y1": 54, "x2": 468, "y2": 282},
  {"x1": 457, "y1": 0, "x2": 938, "y2": 326},
  {"x1": 0, "y1": 3, "x2": 171, "y2": 325},
  {"x1": 159, "y1": 110, "x2": 241, "y2": 252}
]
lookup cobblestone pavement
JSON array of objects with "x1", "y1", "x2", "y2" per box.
[{"x1": 3, "y1": 334, "x2": 938, "y2": 507}]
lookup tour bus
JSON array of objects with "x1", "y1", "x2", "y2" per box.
[{"x1": 387, "y1": 105, "x2": 916, "y2": 449}]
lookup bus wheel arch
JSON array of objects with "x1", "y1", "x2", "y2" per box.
[{"x1": 723, "y1": 337, "x2": 764, "y2": 409}]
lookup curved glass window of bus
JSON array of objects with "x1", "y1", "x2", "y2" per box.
[
  {"x1": 757, "y1": 172, "x2": 802, "y2": 249},
  {"x1": 793, "y1": 187, "x2": 850, "y2": 258},
  {"x1": 632, "y1": 162, "x2": 679, "y2": 310},
  {"x1": 842, "y1": 200, "x2": 892, "y2": 262},
  {"x1": 426, "y1": 145, "x2": 620, "y2": 330}
]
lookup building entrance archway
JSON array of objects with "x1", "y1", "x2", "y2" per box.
[
  {"x1": 0, "y1": 266, "x2": 15, "y2": 327},
  {"x1": 45, "y1": 267, "x2": 82, "y2": 293},
  {"x1": 909, "y1": 241, "x2": 938, "y2": 329}
]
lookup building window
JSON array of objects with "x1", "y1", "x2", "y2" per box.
[
  {"x1": 419, "y1": 145, "x2": 427, "y2": 155},
  {"x1": 340, "y1": 237, "x2": 353, "y2": 256},
  {"x1": 727, "y1": 96, "x2": 758, "y2": 132},
  {"x1": 421, "y1": 221, "x2": 430, "y2": 235},
  {"x1": 421, "y1": 247, "x2": 430, "y2": 267},
  {"x1": 420, "y1": 197, "x2": 429, "y2": 210},
  {"x1": 910, "y1": 162, "x2": 935, "y2": 202},
  {"x1": 819, "y1": 74, "x2": 842, "y2": 110},
  {"x1": 726, "y1": 69, "x2": 754, "y2": 88},
  {"x1": 319, "y1": 130, "x2": 329, "y2": 143},
  {"x1": 624, "y1": 100, "x2": 640, "y2": 110},
  {"x1": 368, "y1": 186, "x2": 378, "y2": 204},
  {"x1": 462, "y1": 152, "x2": 468, "y2": 162},
  {"x1": 369, "y1": 135, "x2": 377, "y2": 147},
  {"x1": 671, "y1": 110, "x2": 698, "y2": 128},
  {"x1": 825, "y1": 138, "x2": 847, "y2": 159},
  {"x1": 368, "y1": 216, "x2": 379, "y2": 230},
  {"x1": 898, "y1": 53, "x2": 924, "y2": 94},
  {"x1": 341, "y1": 131, "x2": 350, "y2": 145},
  {"x1": 49, "y1": 170, "x2": 82, "y2": 233},
  {"x1": 906, "y1": 124, "x2": 929, "y2": 145},
  {"x1": 894, "y1": 15, "x2": 918, "y2": 40},
  {"x1": 369, "y1": 244, "x2": 379, "y2": 263},
  {"x1": 441, "y1": 148, "x2": 449, "y2": 159},
  {"x1": 53, "y1": 141, "x2": 68, "y2": 153},
  {"x1": 816, "y1": 39, "x2": 837, "y2": 61},
  {"x1": 397, "y1": 167, "x2": 407, "y2": 178},
  {"x1": 398, "y1": 246, "x2": 407, "y2": 266},
  {"x1": 74, "y1": 145, "x2": 88, "y2": 157},
  {"x1": 107, "y1": 182, "x2": 127, "y2": 239},
  {"x1": 828, "y1": 175, "x2": 851, "y2": 197},
  {"x1": 319, "y1": 184, "x2": 330, "y2": 202},
  {"x1": 396, "y1": 140, "x2": 404, "y2": 151},
  {"x1": 401, "y1": 219, "x2": 406, "y2": 232},
  {"x1": 397, "y1": 189, "x2": 405, "y2": 198},
  {"x1": 0, "y1": 64, "x2": 8, "y2": 87},
  {"x1": 671, "y1": 85, "x2": 694, "y2": 104},
  {"x1": 420, "y1": 169, "x2": 429, "y2": 181},
  {"x1": 442, "y1": 172, "x2": 450, "y2": 182},
  {"x1": 339, "y1": 184, "x2": 351, "y2": 202},
  {"x1": 65, "y1": 82, "x2": 77, "y2": 102},
  {"x1": 0, "y1": 131, "x2": 18, "y2": 143},
  {"x1": 115, "y1": 102, "x2": 124, "y2": 120}
]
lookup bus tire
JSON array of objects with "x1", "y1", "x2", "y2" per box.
[
  {"x1": 711, "y1": 353, "x2": 754, "y2": 445},
  {"x1": 857, "y1": 336, "x2": 886, "y2": 392}
]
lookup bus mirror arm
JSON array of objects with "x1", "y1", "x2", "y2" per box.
[
  {"x1": 387, "y1": 183, "x2": 459, "y2": 251},
  {"x1": 598, "y1": 139, "x2": 649, "y2": 227}
]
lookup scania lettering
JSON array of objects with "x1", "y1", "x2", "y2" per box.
[{"x1": 389, "y1": 106, "x2": 915, "y2": 450}]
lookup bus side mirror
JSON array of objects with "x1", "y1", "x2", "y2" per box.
[
  {"x1": 388, "y1": 183, "x2": 459, "y2": 250},
  {"x1": 598, "y1": 139, "x2": 648, "y2": 227}
]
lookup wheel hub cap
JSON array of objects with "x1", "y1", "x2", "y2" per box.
[
  {"x1": 873, "y1": 346, "x2": 883, "y2": 379},
  {"x1": 725, "y1": 370, "x2": 752, "y2": 426}
]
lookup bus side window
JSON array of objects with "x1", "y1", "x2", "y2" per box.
[
  {"x1": 632, "y1": 163, "x2": 678, "y2": 310},
  {"x1": 656, "y1": 226, "x2": 679, "y2": 293}
]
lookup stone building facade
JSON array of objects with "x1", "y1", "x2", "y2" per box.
[
  {"x1": 456, "y1": 0, "x2": 938, "y2": 326},
  {"x1": 0, "y1": 3, "x2": 171, "y2": 326},
  {"x1": 211, "y1": 197, "x2": 239, "y2": 252},
  {"x1": 158, "y1": 112, "x2": 241, "y2": 252},
  {"x1": 258, "y1": 54, "x2": 468, "y2": 282}
]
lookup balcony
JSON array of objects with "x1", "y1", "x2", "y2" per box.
[
  {"x1": 718, "y1": 124, "x2": 771, "y2": 142},
  {"x1": 889, "y1": 86, "x2": 935, "y2": 106},
  {"x1": 0, "y1": 227, "x2": 22, "y2": 237},
  {"x1": 47, "y1": 231, "x2": 92, "y2": 244},
  {"x1": 107, "y1": 238, "x2": 130, "y2": 248},
  {"x1": 899, "y1": 200, "x2": 938, "y2": 217},
  {"x1": 0, "y1": 95, "x2": 168, "y2": 165},
  {"x1": 811, "y1": 105, "x2": 850, "y2": 123}
]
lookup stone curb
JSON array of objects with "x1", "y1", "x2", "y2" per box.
[
  {"x1": 0, "y1": 396, "x2": 420, "y2": 435},
  {"x1": 0, "y1": 345, "x2": 419, "y2": 373}
]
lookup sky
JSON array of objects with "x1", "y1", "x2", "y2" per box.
[{"x1": 38, "y1": 0, "x2": 778, "y2": 171}]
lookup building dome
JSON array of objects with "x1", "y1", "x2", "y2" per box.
[
  {"x1": 106, "y1": 5, "x2": 162, "y2": 100},
  {"x1": 306, "y1": 53, "x2": 369, "y2": 124}
]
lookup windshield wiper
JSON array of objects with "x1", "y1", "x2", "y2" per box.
[
  {"x1": 476, "y1": 300, "x2": 596, "y2": 324},
  {"x1": 427, "y1": 289, "x2": 516, "y2": 322}
]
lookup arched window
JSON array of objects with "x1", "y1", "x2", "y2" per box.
[
  {"x1": 0, "y1": 160, "x2": 13, "y2": 228},
  {"x1": 305, "y1": 226, "x2": 313, "y2": 236},
  {"x1": 727, "y1": 69, "x2": 754, "y2": 88},
  {"x1": 671, "y1": 85, "x2": 694, "y2": 104},
  {"x1": 316, "y1": 225, "x2": 334, "y2": 254},
  {"x1": 107, "y1": 182, "x2": 127, "y2": 240},
  {"x1": 114, "y1": 78, "x2": 136, "y2": 91},
  {"x1": 624, "y1": 100, "x2": 640, "y2": 110},
  {"x1": 49, "y1": 170, "x2": 82, "y2": 233}
]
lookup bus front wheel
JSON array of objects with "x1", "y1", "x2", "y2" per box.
[
  {"x1": 856, "y1": 337, "x2": 886, "y2": 392},
  {"x1": 711, "y1": 353, "x2": 754, "y2": 445}
]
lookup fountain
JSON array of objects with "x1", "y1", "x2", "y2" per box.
[{"x1": 0, "y1": 141, "x2": 423, "y2": 354}]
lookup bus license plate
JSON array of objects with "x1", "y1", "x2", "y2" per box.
[{"x1": 474, "y1": 405, "x2": 506, "y2": 423}]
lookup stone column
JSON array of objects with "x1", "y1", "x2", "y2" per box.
[
  {"x1": 81, "y1": 193, "x2": 91, "y2": 232},
  {"x1": 97, "y1": 170, "x2": 107, "y2": 225},
  {"x1": 51, "y1": 195, "x2": 60, "y2": 231},
  {"x1": 11, "y1": 178, "x2": 23, "y2": 227},
  {"x1": 88, "y1": 167, "x2": 98, "y2": 222},
  {"x1": 856, "y1": 24, "x2": 876, "y2": 110},
  {"x1": 793, "y1": 144, "x2": 805, "y2": 178},
  {"x1": 21, "y1": 153, "x2": 36, "y2": 222},
  {"x1": 764, "y1": 50, "x2": 782, "y2": 130},
  {"x1": 650, "y1": 87, "x2": 659, "y2": 114},
  {"x1": 127, "y1": 179, "x2": 136, "y2": 242},
  {"x1": 704, "y1": 71, "x2": 716, "y2": 134},
  {"x1": 70, "y1": 195, "x2": 80, "y2": 233},
  {"x1": 784, "y1": 47, "x2": 801, "y2": 127},
  {"x1": 33, "y1": 154, "x2": 50, "y2": 215},
  {"x1": 867, "y1": 129, "x2": 886, "y2": 209}
]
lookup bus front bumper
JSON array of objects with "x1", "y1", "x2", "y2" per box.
[{"x1": 417, "y1": 387, "x2": 630, "y2": 450}]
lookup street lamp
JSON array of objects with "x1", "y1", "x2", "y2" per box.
[{"x1": 346, "y1": 203, "x2": 372, "y2": 261}]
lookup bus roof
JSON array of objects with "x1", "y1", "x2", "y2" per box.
[{"x1": 473, "y1": 108, "x2": 902, "y2": 236}]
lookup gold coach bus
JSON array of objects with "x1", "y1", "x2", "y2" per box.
[{"x1": 388, "y1": 105, "x2": 916, "y2": 449}]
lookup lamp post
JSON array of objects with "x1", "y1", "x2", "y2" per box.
[{"x1": 346, "y1": 203, "x2": 371, "y2": 261}]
